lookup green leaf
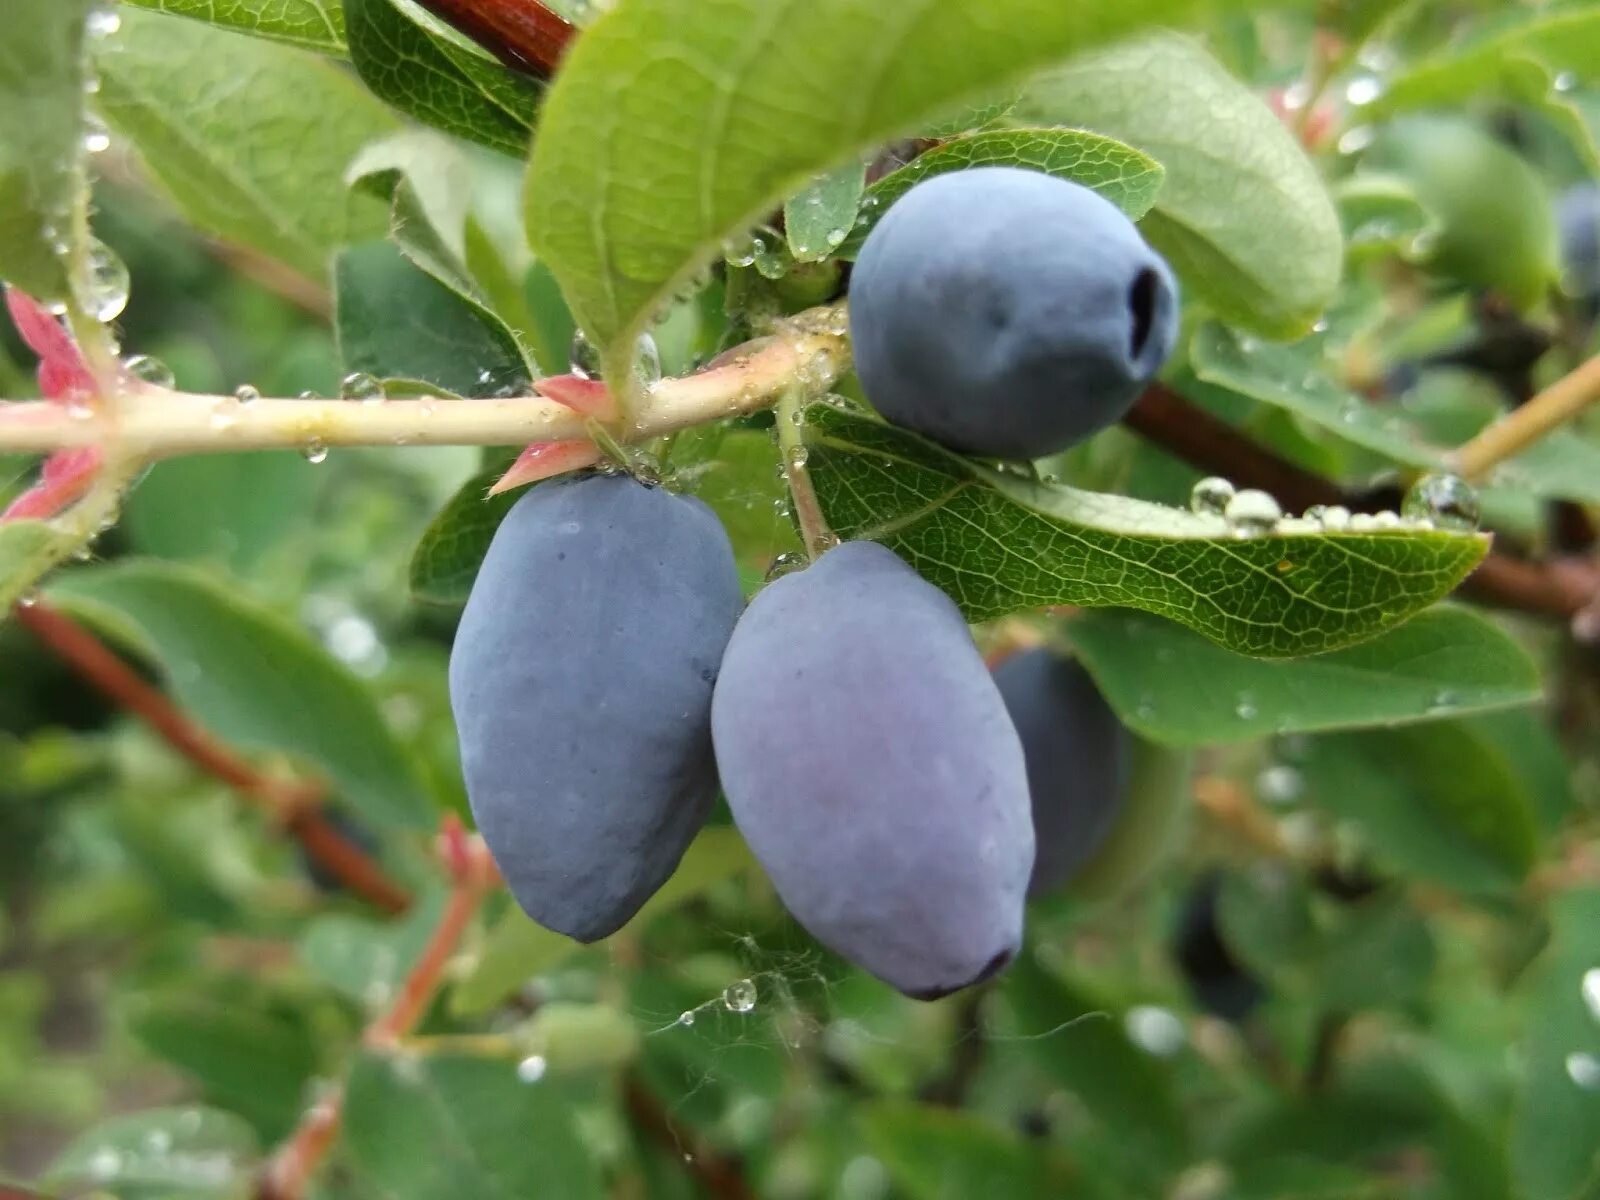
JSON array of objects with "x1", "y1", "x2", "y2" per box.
[
  {"x1": 834, "y1": 127, "x2": 1165, "y2": 259},
  {"x1": 1297, "y1": 722, "x2": 1542, "y2": 895},
  {"x1": 43, "y1": 1106, "x2": 260, "y2": 1197},
  {"x1": 1191, "y1": 321, "x2": 1441, "y2": 469},
  {"x1": 525, "y1": 0, "x2": 1257, "y2": 365},
  {"x1": 1378, "y1": 7, "x2": 1600, "y2": 114},
  {"x1": 1511, "y1": 890, "x2": 1600, "y2": 1200},
  {"x1": 863, "y1": 1103, "x2": 1066, "y2": 1198},
  {"x1": 122, "y1": 452, "x2": 328, "y2": 574},
  {"x1": 122, "y1": 0, "x2": 347, "y2": 54},
  {"x1": 0, "y1": 520, "x2": 77, "y2": 611},
  {"x1": 0, "y1": 0, "x2": 91, "y2": 304},
  {"x1": 299, "y1": 886, "x2": 447, "y2": 1003},
  {"x1": 128, "y1": 995, "x2": 317, "y2": 1141},
  {"x1": 784, "y1": 160, "x2": 867, "y2": 262},
  {"x1": 1219, "y1": 874, "x2": 1436, "y2": 1012},
  {"x1": 1195, "y1": 323, "x2": 1600, "y2": 506},
  {"x1": 453, "y1": 827, "x2": 753, "y2": 1016},
  {"x1": 1065, "y1": 739, "x2": 1192, "y2": 902},
  {"x1": 96, "y1": 7, "x2": 395, "y2": 281},
  {"x1": 1335, "y1": 173, "x2": 1438, "y2": 266},
  {"x1": 1014, "y1": 33, "x2": 1343, "y2": 337},
  {"x1": 48, "y1": 561, "x2": 435, "y2": 831},
  {"x1": 802, "y1": 405, "x2": 1486, "y2": 658},
  {"x1": 335, "y1": 242, "x2": 531, "y2": 398},
  {"x1": 1001, "y1": 952, "x2": 1189, "y2": 1179},
  {"x1": 409, "y1": 467, "x2": 519, "y2": 606},
  {"x1": 346, "y1": 0, "x2": 538, "y2": 159},
  {"x1": 1066, "y1": 606, "x2": 1541, "y2": 746},
  {"x1": 344, "y1": 1051, "x2": 604, "y2": 1200}
]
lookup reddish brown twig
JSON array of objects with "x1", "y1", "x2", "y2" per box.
[
  {"x1": 624, "y1": 1076, "x2": 756, "y2": 1200},
  {"x1": 258, "y1": 818, "x2": 494, "y2": 1200},
  {"x1": 1123, "y1": 385, "x2": 1600, "y2": 621},
  {"x1": 414, "y1": 0, "x2": 576, "y2": 77},
  {"x1": 12, "y1": 600, "x2": 410, "y2": 914}
]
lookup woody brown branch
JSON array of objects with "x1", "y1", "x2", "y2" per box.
[{"x1": 12, "y1": 600, "x2": 410, "y2": 914}]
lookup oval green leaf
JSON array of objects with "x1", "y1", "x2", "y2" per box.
[
  {"x1": 833, "y1": 127, "x2": 1165, "y2": 259},
  {"x1": 1014, "y1": 33, "x2": 1344, "y2": 336},
  {"x1": 48, "y1": 561, "x2": 436, "y2": 831},
  {"x1": 803, "y1": 405, "x2": 1486, "y2": 658},
  {"x1": 524, "y1": 0, "x2": 1259, "y2": 367}
]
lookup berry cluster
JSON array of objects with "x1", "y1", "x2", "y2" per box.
[{"x1": 450, "y1": 169, "x2": 1175, "y2": 997}]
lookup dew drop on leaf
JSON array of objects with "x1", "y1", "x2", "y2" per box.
[
  {"x1": 1189, "y1": 476, "x2": 1235, "y2": 517},
  {"x1": 1224, "y1": 489, "x2": 1281, "y2": 537},
  {"x1": 723, "y1": 978, "x2": 758, "y2": 1013},
  {"x1": 82, "y1": 114, "x2": 111, "y2": 154},
  {"x1": 1402, "y1": 473, "x2": 1479, "y2": 532},
  {"x1": 86, "y1": 7, "x2": 121, "y2": 38},
  {"x1": 1123, "y1": 1005, "x2": 1185, "y2": 1057},
  {"x1": 1255, "y1": 764, "x2": 1304, "y2": 806},
  {"x1": 1581, "y1": 968, "x2": 1600, "y2": 1024},
  {"x1": 677, "y1": 1010, "x2": 697, "y2": 1027},
  {"x1": 1565, "y1": 1051, "x2": 1600, "y2": 1091},
  {"x1": 516, "y1": 1054, "x2": 547, "y2": 1083},
  {"x1": 302, "y1": 438, "x2": 329, "y2": 465}
]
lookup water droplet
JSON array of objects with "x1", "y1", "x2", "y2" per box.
[
  {"x1": 1311, "y1": 317, "x2": 1329, "y2": 334},
  {"x1": 122, "y1": 354, "x2": 173, "y2": 388},
  {"x1": 723, "y1": 978, "x2": 758, "y2": 1013},
  {"x1": 1124, "y1": 1006, "x2": 1186, "y2": 1057},
  {"x1": 1189, "y1": 476, "x2": 1235, "y2": 516},
  {"x1": 765, "y1": 552, "x2": 806, "y2": 581},
  {"x1": 1256, "y1": 764, "x2": 1304, "y2": 805},
  {"x1": 773, "y1": 498, "x2": 792, "y2": 516},
  {"x1": 1566, "y1": 1051, "x2": 1600, "y2": 1090},
  {"x1": 569, "y1": 328, "x2": 602, "y2": 380},
  {"x1": 722, "y1": 232, "x2": 761, "y2": 267},
  {"x1": 86, "y1": 7, "x2": 121, "y2": 37},
  {"x1": 88, "y1": 1146, "x2": 121, "y2": 1180},
  {"x1": 1224, "y1": 489, "x2": 1282, "y2": 537},
  {"x1": 302, "y1": 438, "x2": 328, "y2": 465},
  {"x1": 1581, "y1": 968, "x2": 1600, "y2": 1024},
  {"x1": 677, "y1": 1010, "x2": 697, "y2": 1027},
  {"x1": 233, "y1": 384, "x2": 261, "y2": 406},
  {"x1": 1427, "y1": 688, "x2": 1458, "y2": 713},
  {"x1": 633, "y1": 331, "x2": 662, "y2": 388},
  {"x1": 340, "y1": 372, "x2": 384, "y2": 403},
  {"x1": 751, "y1": 227, "x2": 790, "y2": 280},
  {"x1": 1235, "y1": 695, "x2": 1259, "y2": 720},
  {"x1": 16, "y1": 590, "x2": 39, "y2": 609},
  {"x1": 82, "y1": 114, "x2": 111, "y2": 154},
  {"x1": 1402, "y1": 473, "x2": 1480, "y2": 533},
  {"x1": 1555, "y1": 71, "x2": 1578, "y2": 92},
  {"x1": 1338, "y1": 126, "x2": 1376, "y2": 155},
  {"x1": 145, "y1": 1128, "x2": 172, "y2": 1155},
  {"x1": 787, "y1": 445, "x2": 809, "y2": 469},
  {"x1": 1317, "y1": 505, "x2": 1351, "y2": 531},
  {"x1": 1345, "y1": 74, "x2": 1383, "y2": 106},
  {"x1": 1372, "y1": 510, "x2": 1401, "y2": 529},
  {"x1": 74, "y1": 236, "x2": 129, "y2": 322},
  {"x1": 516, "y1": 1054, "x2": 547, "y2": 1083},
  {"x1": 1349, "y1": 512, "x2": 1378, "y2": 532}
]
